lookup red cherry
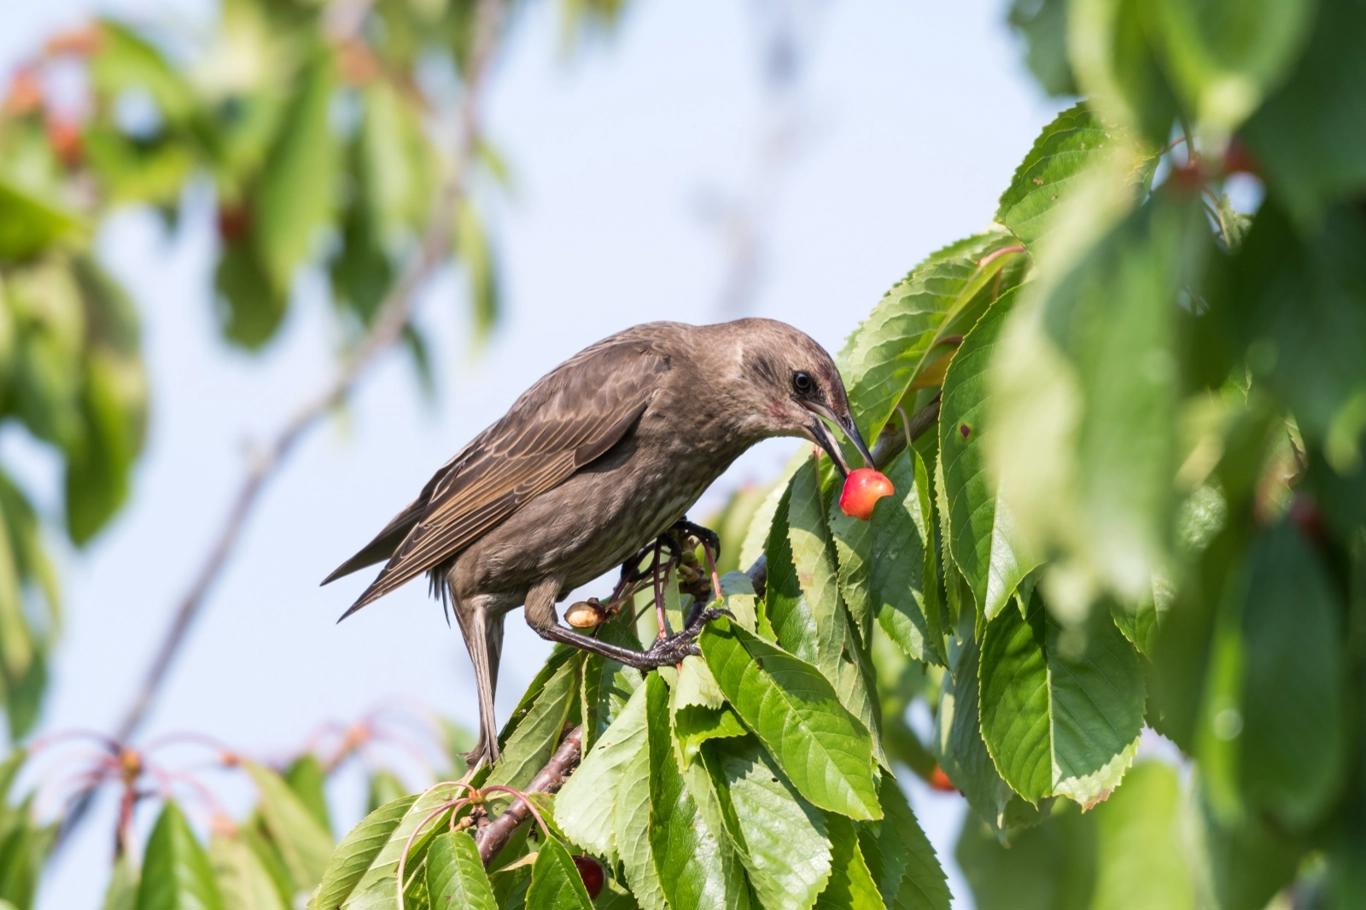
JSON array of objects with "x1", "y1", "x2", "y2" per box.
[
  {"x1": 216, "y1": 204, "x2": 251, "y2": 243},
  {"x1": 1167, "y1": 159, "x2": 1204, "y2": 196},
  {"x1": 45, "y1": 117, "x2": 82, "y2": 169},
  {"x1": 1222, "y1": 138, "x2": 1259, "y2": 177},
  {"x1": 572, "y1": 854, "x2": 604, "y2": 900},
  {"x1": 838, "y1": 468, "x2": 894, "y2": 521},
  {"x1": 1288, "y1": 493, "x2": 1325, "y2": 543},
  {"x1": 928, "y1": 766, "x2": 956, "y2": 793}
]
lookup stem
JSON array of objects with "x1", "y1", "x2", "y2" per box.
[{"x1": 476, "y1": 725, "x2": 583, "y2": 863}]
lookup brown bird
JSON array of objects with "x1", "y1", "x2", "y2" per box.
[{"x1": 322, "y1": 319, "x2": 872, "y2": 765}]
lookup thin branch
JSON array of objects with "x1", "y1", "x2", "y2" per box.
[
  {"x1": 476, "y1": 725, "x2": 583, "y2": 863},
  {"x1": 57, "y1": 0, "x2": 506, "y2": 846}
]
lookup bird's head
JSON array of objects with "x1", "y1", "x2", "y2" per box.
[{"x1": 715, "y1": 318, "x2": 874, "y2": 477}]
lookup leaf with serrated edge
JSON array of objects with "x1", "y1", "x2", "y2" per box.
[
  {"x1": 940, "y1": 290, "x2": 1039, "y2": 619},
  {"x1": 815, "y1": 815, "x2": 883, "y2": 909},
  {"x1": 704, "y1": 737, "x2": 832, "y2": 910},
  {"x1": 859, "y1": 776, "x2": 949, "y2": 910},
  {"x1": 701, "y1": 620, "x2": 881, "y2": 820},
  {"x1": 243, "y1": 761, "x2": 334, "y2": 892},
  {"x1": 645, "y1": 675, "x2": 752, "y2": 910},
  {"x1": 526, "y1": 836, "x2": 594, "y2": 910},
  {"x1": 425, "y1": 831, "x2": 497, "y2": 910},
  {"x1": 312, "y1": 794, "x2": 415, "y2": 909},
  {"x1": 211, "y1": 833, "x2": 287, "y2": 910},
  {"x1": 555, "y1": 682, "x2": 647, "y2": 863}
]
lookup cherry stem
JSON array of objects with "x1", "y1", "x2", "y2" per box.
[{"x1": 481, "y1": 785, "x2": 552, "y2": 841}]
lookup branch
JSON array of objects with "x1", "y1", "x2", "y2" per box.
[
  {"x1": 58, "y1": 0, "x2": 506, "y2": 846},
  {"x1": 476, "y1": 725, "x2": 583, "y2": 863}
]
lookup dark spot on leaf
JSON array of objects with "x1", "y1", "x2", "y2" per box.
[
  {"x1": 755, "y1": 658, "x2": 764, "y2": 670},
  {"x1": 959, "y1": 423, "x2": 971, "y2": 439}
]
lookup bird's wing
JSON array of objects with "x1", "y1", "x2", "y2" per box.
[{"x1": 335, "y1": 336, "x2": 668, "y2": 618}]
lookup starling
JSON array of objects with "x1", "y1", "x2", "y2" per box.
[{"x1": 322, "y1": 318, "x2": 872, "y2": 765}]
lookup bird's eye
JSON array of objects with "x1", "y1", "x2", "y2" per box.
[{"x1": 792, "y1": 371, "x2": 815, "y2": 395}]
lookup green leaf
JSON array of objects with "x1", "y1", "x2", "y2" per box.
[
  {"x1": 858, "y1": 776, "x2": 949, "y2": 910},
  {"x1": 312, "y1": 794, "x2": 416, "y2": 910},
  {"x1": 700, "y1": 619, "x2": 881, "y2": 820},
  {"x1": 210, "y1": 832, "x2": 288, "y2": 910},
  {"x1": 956, "y1": 802, "x2": 1095, "y2": 910},
  {"x1": 336, "y1": 783, "x2": 467, "y2": 909},
  {"x1": 703, "y1": 737, "x2": 832, "y2": 910},
  {"x1": 136, "y1": 802, "x2": 224, "y2": 910},
  {"x1": 243, "y1": 761, "x2": 334, "y2": 893},
  {"x1": 91, "y1": 20, "x2": 197, "y2": 124},
  {"x1": 1007, "y1": 0, "x2": 1078, "y2": 96},
  {"x1": 611, "y1": 688, "x2": 667, "y2": 910},
  {"x1": 0, "y1": 180, "x2": 84, "y2": 260},
  {"x1": 1196, "y1": 521, "x2": 1347, "y2": 831},
  {"x1": 283, "y1": 756, "x2": 331, "y2": 837},
  {"x1": 840, "y1": 233, "x2": 1022, "y2": 444},
  {"x1": 1068, "y1": 0, "x2": 1180, "y2": 146},
  {"x1": 251, "y1": 47, "x2": 337, "y2": 298},
  {"x1": 527, "y1": 836, "x2": 594, "y2": 910},
  {"x1": 1243, "y1": 0, "x2": 1366, "y2": 223},
  {"x1": 784, "y1": 459, "x2": 846, "y2": 679},
  {"x1": 814, "y1": 815, "x2": 882, "y2": 909},
  {"x1": 555, "y1": 681, "x2": 647, "y2": 863},
  {"x1": 103, "y1": 854, "x2": 139, "y2": 910},
  {"x1": 939, "y1": 290, "x2": 1039, "y2": 620},
  {"x1": 991, "y1": 195, "x2": 1207, "y2": 601},
  {"x1": 1088, "y1": 762, "x2": 1197, "y2": 909},
  {"x1": 1225, "y1": 202, "x2": 1366, "y2": 470},
  {"x1": 456, "y1": 200, "x2": 500, "y2": 344},
  {"x1": 424, "y1": 832, "x2": 497, "y2": 910},
  {"x1": 868, "y1": 452, "x2": 945, "y2": 665},
  {"x1": 213, "y1": 240, "x2": 285, "y2": 349},
  {"x1": 644, "y1": 674, "x2": 751, "y2": 910},
  {"x1": 486, "y1": 651, "x2": 578, "y2": 791},
  {"x1": 1153, "y1": 0, "x2": 1315, "y2": 135},
  {"x1": 978, "y1": 593, "x2": 1146, "y2": 806},
  {"x1": 358, "y1": 82, "x2": 432, "y2": 244},
  {"x1": 995, "y1": 103, "x2": 1148, "y2": 246}
]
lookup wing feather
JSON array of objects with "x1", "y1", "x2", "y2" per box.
[{"x1": 334, "y1": 337, "x2": 665, "y2": 618}]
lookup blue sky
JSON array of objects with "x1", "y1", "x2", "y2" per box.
[{"x1": 2, "y1": 1, "x2": 1063, "y2": 905}]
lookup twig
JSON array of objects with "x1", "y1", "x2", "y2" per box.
[
  {"x1": 476, "y1": 725, "x2": 583, "y2": 863},
  {"x1": 56, "y1": 0, "x2": 506, "y2": 847}
]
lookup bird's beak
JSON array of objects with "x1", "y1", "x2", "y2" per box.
[{"x1": 804, "y1": 403, "x2": 875, "y2": 478}]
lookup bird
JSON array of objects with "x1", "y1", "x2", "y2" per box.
[{"x1": 322, "y1": 318, "x2": 873, "y2": 766}]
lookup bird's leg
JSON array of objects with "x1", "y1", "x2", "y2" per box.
[
  {"x1": 522, "y1": 577, "x2": 726, "y2": 670},
  {"x1": 671, "y1": 518, "x2": 725, "y2": 616},
  {"x1": 651, "y1": 541, "x2": 673, "y2": 641},
  {"x1": 451, "y1": 594, "x2": 506, "y2": 769}
]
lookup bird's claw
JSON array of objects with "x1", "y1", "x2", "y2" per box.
[
  {"x1": 673, "y1": 519, "x2": 721, "y2": 558},
  {"x1": 642, "y1": 607, "x2": 731, "y2": 667}
]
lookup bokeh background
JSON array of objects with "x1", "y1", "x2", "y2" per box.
[{"x1": 1, "y1": 1, "x2": 1063, "y2": 905}]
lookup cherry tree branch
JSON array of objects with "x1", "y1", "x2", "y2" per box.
[{"x1": 476, "y1": 725, "x2": 584, "y2": 863}]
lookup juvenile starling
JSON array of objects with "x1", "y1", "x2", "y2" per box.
[{"x1": 322, "y1": 318, "x2": 872, "y2": 765}]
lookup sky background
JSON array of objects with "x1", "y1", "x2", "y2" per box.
[{"x1": 1, "y1": 1, "x2": 1064, "y2": 905}]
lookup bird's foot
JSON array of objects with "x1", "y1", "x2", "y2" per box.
[
  {"x1": 672, "y1": 519, "x2": 721, "y2": 559},
  {"x1": 640, "y1": 606, "x2": 732, "y2": 667}
]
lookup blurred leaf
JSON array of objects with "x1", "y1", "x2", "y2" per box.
[
  {"x1": 978, "y1": 593, "x2": 1145, "y2": 806},
  {"x1": 251, "y1": 47, "x2": 337, "y2": 300},
  {"x1": 1152, "y1": 0, "x2": 1315, "y2": 135},
  {"x1": 956, "y1": 802, "x2": 1095, "y2": 910},
  {"x1": 214, "y1": 239, "x2": 285, "y2": 349},
  {"x1": 211, "y1": 832, "x2": 288, "y2": 910},
  {"x1": 1226, "y1": 202, "x2": 1366, "y2": 470},
  {"x1": 840, "y1": 232, "x2": 1021, "y2": 444},
  {"x1": 526, "y1": 835, "x2": 594, "y2": 910},
  {"x1": 644, "y1": 674, "x2": 751, "y2": 910},
  {"x1": 364, "y1": 771, "x2": 408, "y2": 816},
  {"x1": 283, "y1": 755, "x2": 332, "y2": 836},
  {"x1": 1196, "y1": 786, "x2": 1303, "y2": 910},
  {"x1": 65, "y1": 349, "x2": 147, "y2": 543},
  {"x1": 939, "y1": 289, "x2": 1039, "y2": 620},
  {"x1": 1067, "y1": 0, "x2": 1179, "y2": 146},
  {"x1": 455, "y1": 200, "x2": 499, "y2": 344},
  {"x1": 1243, "y1": 0, "x2": 1366, "y2": 223},
  {"x1": 103, "y1": 854, "x2": 139, "y2": 910},
  {"x1": 992, "y1": 195, "x2": 1207, "y2": 601},
  {"x1": 858, "y1": 775, "x2": 948, "y2": 910},
  {"x1": 814, "y1": 815, "x2": 882, "y2": 909},
  {"x1": 425, "y1": 831, "x2": 497, "y2": 910},
  {"x1": 91, "y1": 21, "x2": 197, "y2": 124},
  {"x1": 700, "y1": 619, "x2": 881, "y2": 820},
  {"x1": 243, "y1": 761, "x2": 334, "y2": 893},
  {"x1": 1007, "y1": 0, "x2": 1079, "y2": 95},
  {"x1": 312, "y1": 793, "x2": 416, "y2": 910},
  {"x1": 1087, "y1": 762, "x2": 1196, "y2": 909},
  {"x1": 0, "y1": 182, "x2": 84, "y2": 261},
  {"x1": 136, "y1": 802, "x2": 224, "y2": 910},
  {"x1": 703, "y1": 736, "x2": 832, "y2": 910},
  {"x1": 358, "y1": 83, "x2": 432, "y2": 244},
  {"x1": 1197, "y1": 521, "x2": 1347, "y2": 831}
]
